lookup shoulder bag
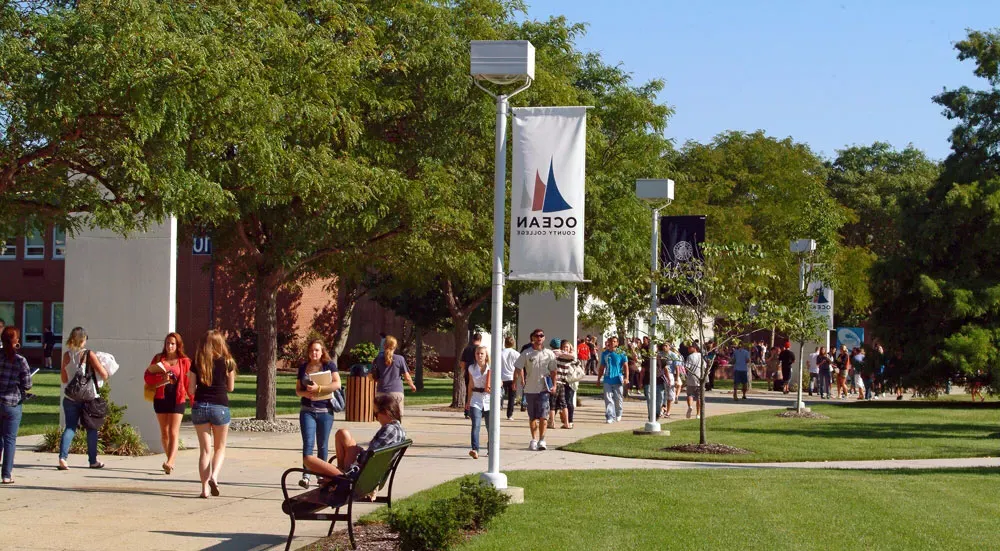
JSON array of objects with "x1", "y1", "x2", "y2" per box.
[
  {"x1": 65, "y1": 350, "x2": 98, "y2": 402},
  {"x1": 81, "y1": 368, "x2": 108, "y2": 430}
]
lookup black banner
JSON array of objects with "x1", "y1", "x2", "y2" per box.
[{"x1": 659, "y1": 215, "x2": 706, "y2": 305}]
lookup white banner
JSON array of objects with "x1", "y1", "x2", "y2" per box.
[
  {"x1": 509, "y1": 107, "x2": 586, "y2": 281},
  {"x1": 807, "y1": 278, "x2": 834, "y2": 331}
]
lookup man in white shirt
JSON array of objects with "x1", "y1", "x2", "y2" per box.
[
  {"x1": 513, "y1": 328, "x2": 557, "y2": 451},
  {"x1": 808, "y1": 347, "x2": 820, "y2": 396},
  {"x1": 685, "y1": 345, "x2": 705, "y2": 419},
  {"x1": 500, "y1": 336, "x2": 520, "y2": 420}
]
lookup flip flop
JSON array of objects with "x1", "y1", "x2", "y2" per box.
[
  {"x1": 89, "y1": 462, "x2": 105, "y2": 469},
  {"x1": 162, "y1": 463, "x2": 173, "y2": 475},
  {"x1": 208, "y1": 479, "x2": 220, "y2": 497},
  {"x1": 1, "y1": 478, "x2": 13, "y2": 484}
]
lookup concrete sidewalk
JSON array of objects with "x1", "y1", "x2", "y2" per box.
[{"x1": 1, "y1": 388, "x2": 994, "y2": 551}]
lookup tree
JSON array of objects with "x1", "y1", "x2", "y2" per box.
[
  {"x1": 0, "y1": 1, "x2": 235, "y2": 235},
  {"x1": 659, "y1": 243, "x2": 777, "y2": 444},
  {"x1": 870, "y1": 29, "x2": 1000, "y2": 394}
]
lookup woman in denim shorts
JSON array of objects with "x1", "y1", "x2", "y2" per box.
[{"x1": 186, "y1": 330, "x2": 236, "y2": 499}]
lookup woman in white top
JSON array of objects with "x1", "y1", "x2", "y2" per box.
[
  {"x1": 58, "y1": 327, "x2": 109, "y2": 470},
  {"x1": 464, "y1": 346, "x2": 491, "y2": 459}
]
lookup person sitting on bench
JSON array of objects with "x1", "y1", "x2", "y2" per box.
[{"x1": 303, "y1": 394, "x2": 406, "y2": 481}]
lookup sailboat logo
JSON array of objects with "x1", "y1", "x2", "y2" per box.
[
  {"x1": 520, "y1": 158, "x2": 573, "y2": 213},
  {"x1": 812, "y1": 286, "x2": 830, "y2": 304}
]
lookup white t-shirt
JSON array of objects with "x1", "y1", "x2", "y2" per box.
[
  {"x1": 467, "y1": 364, "x2": 490, "y2": 411},
  {"x1": 500, "y1": 348, "x2": 520, "y2": 382},
  {"x1": 514, "y1": 347, "x2": 557, "y2": 394},
  {"x1": 808, "y1": 352, "x2": 820, "y2": 374},
  {"x1": 685, "y1": 352, "x2": 704, "y2": 382}
]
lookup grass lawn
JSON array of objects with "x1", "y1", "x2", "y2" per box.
[
  {"x1": 364, "y1": 468, "x2": 1000, "y2": 551},
  {"x1": 563, "y1": 401, "x2": 1000, "y2": 463},
  {"x1": 19, "y1": 371, "x2": 457, "y2": 435}
]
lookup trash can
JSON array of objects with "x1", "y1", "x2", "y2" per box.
[{"x1": 346, "y1": 364, "x2": 376, "y2": 422}]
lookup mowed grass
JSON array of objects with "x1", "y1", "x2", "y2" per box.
[
  {"x1": 563, "y1": 401, "x2": 1000, "y2": 463},
  {"x1": 19, "y1": 371, "x2": 456, "y2": 435},
  {"x1": 366, "y1": 468, "x2": 1000, "y2": 551}
]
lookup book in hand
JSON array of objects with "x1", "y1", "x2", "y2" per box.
[
  {"x1": 146, "y1": 362, "x2": 172, "y2": 388},
  {"x1": 307, "y1": 371, "x2": 334, "y2": 401}
]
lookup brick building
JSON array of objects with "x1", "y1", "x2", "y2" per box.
[{"x1": 3, "y1": 227, "x2": 461, "y2": 369}]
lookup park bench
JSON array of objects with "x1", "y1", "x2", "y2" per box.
[{"x1": 280, "y1": 439, "x2": 412, "y2": 550}]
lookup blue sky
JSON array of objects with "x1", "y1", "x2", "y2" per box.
[{"x1": 524, "y1": 1, "x2": 1000, "y2": 161}]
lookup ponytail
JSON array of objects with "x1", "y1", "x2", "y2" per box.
[{"x1": 383, "y1": 335, "x2": 397, "y2": 366}]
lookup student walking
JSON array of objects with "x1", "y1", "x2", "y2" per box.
[
  {"x1": 294, "y1": 339, "x2": 341, "y2": 489},
  {"x1": 514, "y1": 329, "x2": 557, "y2": 451},
  {"x1": 371, "y1": 335, "x2": 416, "y2": 417},
  {"x1": 500, "y1": 336, "x2": 520, "y2": 420},
  {"x1": 0, "y1": 327, "x2": 32, "y2": 484},
  {"x1": 598, "y1": 336, "x2": 628, "y2": 423},
  {"x1": 143, "y1": 332, "x2": 191, "y2": 475},
  {"x1": 187, "y1": 330, "x2": 236, "y2": 498},
  {"x1": 465, "y1": 346, "x2": 490, "y2": 459},
  {"x1": 58, "y1": 327, "x2": 109, "y2": 470}
]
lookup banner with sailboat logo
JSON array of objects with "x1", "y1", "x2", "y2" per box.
[{"x1": 509, "y1": 107, "x2": 587, "y2": 282}]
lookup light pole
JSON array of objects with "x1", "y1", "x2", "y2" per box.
[
  {"x1": 635, "y1": 179, "x2": 675, "y2": 433},
  {"x1": 789, "y1": 238, "x2": 816, "y2": 413},
  {"x1": 470, "y1": 40, "x2": 534, "y2": 489}
]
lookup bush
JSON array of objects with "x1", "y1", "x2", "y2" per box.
[
  {"x1": 350, "y1": 341, "x2": 378, "y2": 365},
  {"x1": 387, "y1": 477, "x2": 511, "y2": 550},
  {"x1": 388, "y1": 499, "x2": 462, "y2": 551},
  {"x1": 453, "y1": 478, "x2": 511, "y2": 530},
  {"x1": 226, "y1": 328, "x2": 299, "y2": 373},
  {"x1": 36, "y1": 384, "x2": 149, "y2": 456}
]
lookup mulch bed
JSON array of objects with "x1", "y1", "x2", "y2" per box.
[
  {"x1": 776, "y1": 411, "x2": 830, "y2": 419},
  {"x1": 302, "y1": 522, "x2": 483, "y2": 551},
  {"x1": 662, "y1": 443, "x2": 752, "y2": 455}
]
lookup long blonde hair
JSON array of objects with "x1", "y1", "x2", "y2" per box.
[
  {"x1": 65, "y1": 327, "x2": 87, "y2": 351},
  {"x1": 382, "y1": 335, "x2": 397, "y2": 366},
  {"x1": 475, "y1": 345, "x2": 490, "y2": 367},
  {"x1": 195, "y1": 330, "x2": 235, "y2": 386}
]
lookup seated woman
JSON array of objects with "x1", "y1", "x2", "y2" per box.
[{"x1": 303, "y1": 394, "x2": 406, "y2": 480}]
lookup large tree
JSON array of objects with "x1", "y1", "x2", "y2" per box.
[{"x1": 870, "y1": 29, "x2": 1000, "y2": 393}]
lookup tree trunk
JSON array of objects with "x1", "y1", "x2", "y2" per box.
[
  {"x1": 450, "y1": 316, "x2": 469, "y2": 408},
  {"x1": 254, "y1": 273, "x2": 278, "y2": 422},
  {"x1": 415, "y1": 327, "x2": 424, "y2": 391},
  {"x1": 330, "y1": 284, "x2": 361, "y2": 367}
]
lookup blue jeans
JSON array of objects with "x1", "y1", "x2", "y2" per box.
[
  {"x1": 299, "y1": 410, "x2": 334, "y2": 460},
  {"x1": 60, "y1": 398, "x2": 98, "y2": 464},
  {"x1": 603, "y1": 382, "x2": 623, "y2": 421},
  {"x1": 1, "y1": 404, "x2": 23, "y2": 480},
  {"x1": 564, "y1": 385, "x2": 576, "y2": 423},
  {"x1": 469, "y1": 407, "x2": 490, "y2": 451}
]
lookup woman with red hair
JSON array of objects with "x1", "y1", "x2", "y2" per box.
[
  {"x1": 144, "y1": 332, "x2": 191, "y2": 474},
  {"x1": 0, "y1": 327, "x2": 31, "y2": 484}
]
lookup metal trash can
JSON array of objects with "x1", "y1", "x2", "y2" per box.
[{"x1": 346, "y1": 364, "x2": 376, "y2": 422}]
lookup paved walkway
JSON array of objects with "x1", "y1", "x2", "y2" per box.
[{"x1": 1, "y1": 386, "x2": 996, "y2": 550}]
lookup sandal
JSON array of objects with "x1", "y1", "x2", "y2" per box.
[
  {"x1": 1, "y1": 478, "x2": 13, "y2": 484},
  {"x1": 89, "y1": 462, "x2": 105, "y2": 469},
  {"x1": 162, "y1": 463, "x2": 173, "y2": 475},
  {"x1": 208, "y1": 479, "x2": 220, "y2": 497},
  {"x1": 57, "y1": 459, "x2": 69, "y2": 471}
]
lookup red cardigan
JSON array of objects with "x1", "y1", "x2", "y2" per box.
[{"x1": 143, "y1": 355, "x2": 192, "y2": 405}]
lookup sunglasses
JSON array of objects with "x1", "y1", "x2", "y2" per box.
[{"x1": 532, "y1": 334, "x2": 545, "y2": 339}]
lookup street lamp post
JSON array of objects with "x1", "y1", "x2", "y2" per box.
[
  {"x1": 789, "y1": 238, "x2": 816, "y2": 413},
  {"x1": 635, "y1": 179, "x2": 675, "y2": 433},
  {"x1": 470, "y1": 40, "x2": 534, "y2": 489}
]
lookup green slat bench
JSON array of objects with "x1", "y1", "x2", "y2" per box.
[{"x1": 280, "y1": 439, "x2": 412, "y2": 551}]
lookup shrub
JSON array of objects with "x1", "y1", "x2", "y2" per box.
[
  {"x1": 453, "y1": 477, "x2": 511, "y2": 530},
  {"x1": 388, "y1": 499, "x2": 462, "y2": 551},
  {"x1": 36, "y1": 384, "x2": 149, "y2": 456},
  {"x1": 226, "y1": 328, "x2": 299, "y2": 373},
  {"x1": 350, "y1": 341, "x2": 378, "y2": 365}
]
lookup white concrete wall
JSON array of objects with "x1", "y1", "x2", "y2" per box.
[
  {"x1": 517, "y1": 288, "x2": 579, "y2": 350},
  {"x1": 63, "y1": 218, "x2": 177, "y2": 452}
]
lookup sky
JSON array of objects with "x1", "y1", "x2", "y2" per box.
[{"x1": 523, "y1": 0, "x2": 1000, "y2": 161}]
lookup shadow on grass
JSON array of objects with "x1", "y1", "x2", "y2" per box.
[{"x1": 732, "y1": 422, "x2": 995, "y2": 440}]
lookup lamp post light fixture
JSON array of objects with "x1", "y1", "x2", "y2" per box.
[
  {"x1": 789, "y1": 238, "x2": 816, "y2": 413},
  {"x1": 470, "y1": 40, "x2": 534, "y2": 490},
  {"x1": 635, "y1": 179, "x2": 675, "y2": 434}
]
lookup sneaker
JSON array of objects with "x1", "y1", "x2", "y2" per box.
[
  {"x1": 616, "y1": 415, "x2": 622, "y2": 422},
  {"x1": 298, "y1": 476, "x2": 311, "y2": 489},
  {"x1": 686, "y1": 407, "x2": 693, "y2": 419},
  {"x1": 528, "y1": 440, "x2": 538, "y2": 451},
  {"x1": 506, "y1": 415, "x2": 513, "y2": 421},
  {"x1": 537, "y1": 440, "x2": 547, "y2": 451},
  {"x1": 606, "y1": 418, "x2": 614, "y2": 424}
]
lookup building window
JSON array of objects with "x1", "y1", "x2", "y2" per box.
[
  {"x1": 25, "y1": 230, "x2": 44, "y2": 259},
  {"x1": 0, "y1": 238, "x2": 14, "y2": 259},
  {"x1": 51, "y1": 302, "x2": 64, "y2": 343},
  {"x1": 0, "y1": 302, "x2": 14, "y2": 328},
  {"x1": 53, "y1": 226, "x2": 66, "y2": 258},
  {"x1": 22, "y1": 302, "x2": 43, "y2": 346}
]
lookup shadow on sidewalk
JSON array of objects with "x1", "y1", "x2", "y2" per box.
[{"x1": 152, "y1": 530, "x2": 286, "y2": 551}]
